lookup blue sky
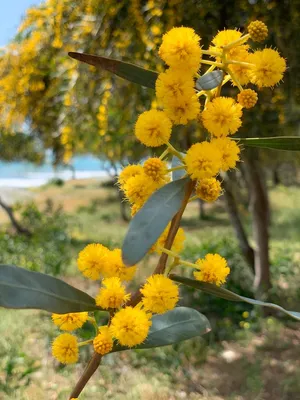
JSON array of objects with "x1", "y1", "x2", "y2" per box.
[{"x1": 0, "y1": 0, "x2": 42, "y2": 46}]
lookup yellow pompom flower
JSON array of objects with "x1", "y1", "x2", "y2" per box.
[
  {"x1": 194, "y1": 253, "x2": 230, "y2": 286},
  {"x1": 237, "y1": 89, "x2": 258, "y2": 109},
  {"x1": 202, "y1": 97, "x2": 243, "y2": 137},
  {"x1": 96, "y1": 277, "x2": 130, "y2": 309},
  {"x1": 185, "y1": 142, "x2": 222, "y2": 180},
  {"x1": 135, "y1": 110, "x2": 172, "y2": 147},
  {"x1": 155, "y1": 68, "x2": 196, "y2": 104},
  {"x1": 164, "y1": 94, "x2": 200, "y2": 125},
  {"x1": 151, "y1": 222, "x2": 185, "y2": 254},
  {"x1": 104, "y1": 249, "x2": 136, "y2": 281},
  {"x1": 209, "y1": 29, "x2": 249, "y2": 60},
  {"x1": 141, "y1": 274, "x2": 179, "y2": 314},
  {"x1": 158, "y1": 27, "x2": 202, "y2": 73},
  {"x1": 118, "y1": 164, "x2": 143, "y2": 188},
  {"x1": 52, "y1": 333, "x2": 79, "y2": 364},
  {"x1": 124, "y1": 172, "x2": 157, "y2": 207},
  {"x1": 229, "y1": 49, "x2": 251, "y2": 86},
  {"x1": 93, "y1": 326, "x2": 114, "y2": 355},
  {"x1": 196, "y1": 178, "x2": 222, "y2": 202},
  {"x1": 211, "y1": 138, "x2": 240, "y2": 172},
  {"x1": 248, "y1": 20, "x2": 268, "y2": 42},
  {"x1": 52, "y1": 312, "x2": 88, "y2": 331},
  {"x1": 110, "y1": 306, "x2": 152, "y2": 347},
  {"x1": 143, "y1": 158, "x2": 169, "y2": 185},
  {"x1": 248, "y1": 49, "x2": 286, "y2": 88},
  {"x1": 77, "y1": 243, "x2": 109, "y2": 280}
]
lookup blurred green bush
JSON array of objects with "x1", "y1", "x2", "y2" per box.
[{"x1": 0, "y1": 200, "x2": 72, "y2": 275}]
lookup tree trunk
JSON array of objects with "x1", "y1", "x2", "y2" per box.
[
  {"x1": 222, "y1": 173, "x2": 255, "y2": 273},
  {"x1": 0, "y1": 197, "x2": 32, "y2": 236},
  {"x1": 244, "y1": 152, "x2": 271, "y2": 297},
  {"x1": 198, "y1": 199, "x2": 205, "y2": 220},
  {"x1": 117, "y1": 188, "x2": 130, "y2": 222},
  {"x1": 272, "y1": 166, "x2": 280, "y2": 186}
]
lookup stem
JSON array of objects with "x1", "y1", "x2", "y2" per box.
[
  {"x1": 202, "y1": 49, "x2": 222, "y2": 57},
  {"x1": 223, "y1": 33, "x2": 250, "y2": 50},
  {"x1": 226, "y1": 59, "x2": 254, "y2": 68},
  {"x1": 159, "y1": 148, "x2": 169, "y2": 160},
  {"x1": 88, "y1": 316, "x2": 99, "y2": 335},
  {"x1": 78, "y1": 339, "x2": 94, "y2": 347},
  {"x1": 167, "y1": 165, "x2": 185, "y2": 173},
  {"x1": 166, "y1": 142, "x2": 185, "y2": 162},
  {"x1": 188, "y1": 195, "x2": 198, "y2": 202},
  {"x1": 160, "y1": 248, "x2": 197, "y2": 269},
  {"x1": 226, "y1": 67, "x2": 243, "y2": 92},
  {"x1": 69, "y1": 353, "x2": 102, "y2": 399},
  {"x1": 201, "y1": 59, "x2": 223, "y2": 68}
]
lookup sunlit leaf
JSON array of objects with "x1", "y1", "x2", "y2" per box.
[
  {"x1": 233, "y1": 137, "x2": 300, "y2": 151},
  {"x1": 170, "y1": 275, "x2": 300, "y2": 321},
  {"x1": 0, "y1": 264, "x2": 101, "y2": 314},
  {"x1": 112, "y1": 307, "x2": 211, "y2": 352}
]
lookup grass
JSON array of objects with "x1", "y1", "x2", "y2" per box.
[{"x1": 0, "y1": 179, "x2": 299, "y2": 399}]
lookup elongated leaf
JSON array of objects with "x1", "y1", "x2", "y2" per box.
[
  {"x1": 112, "y1": 307, "x2": 210, "y2": 352},
  {"x1": 233, "y1": 137, "x2": 300, "y2": 151},
  {"x1": 171, "y1": 155, "x2": 186, "y2": 181},
  {"x1": 68, "y1": 52, "x2": 158, "y2": 89},
  {"x1": 170, "y1": 275, "x2": 300, "y2": 321},
  {"x1": 122, "y1": 177, "x2": 190, "y2": 266},
  {"x1": 196, "y1": 70, "x2": 223, "y2": 91},
  {"x1": 0, "y1": 264, "x2": 100, "y2": 314}
]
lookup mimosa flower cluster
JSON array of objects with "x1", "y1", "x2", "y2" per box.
[{"x1": 51, "y1": 21, "x2": 285, "y2": 367}]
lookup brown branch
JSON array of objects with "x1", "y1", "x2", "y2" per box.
[
  {"x1": 0, "y1": 197, "x2": 32, "y2": 237},
  {"x1": 69, "y1": 179, "x2": 195, "y2": 398},
  {"x1": 69, "y1": 353, "x2": 102, "y2": 399}
]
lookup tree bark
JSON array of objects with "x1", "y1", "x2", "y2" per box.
[
  {"x1": 198, "y1": 199, "x2": 205, "y2": 220},
  {"x1": 0, "y1": 197, "x2": 32, "y2": 236},
  {"x1": 222, "y1": 173, "x2": 255, "y2": 273},
  {"x1": 243, "y1": 152, "x2": 271, "y2": 297}
]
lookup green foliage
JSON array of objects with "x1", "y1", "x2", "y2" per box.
[
  {"x1": 113, "y1": 307, "x2": 210, "y2": 353},
  {"x1": 69, "y1": 52, "x2": 158, "y2": 89},
  {"x1": 234, "y1": 136, "x2": 300, "y2": 151},
  {"x1": 0, "y1": 264, "x2": 101, "y2": 313},
  {"x1": 0, "y1": 200, "x2": 71, "y2": 275},
  {"x1": 122, "y1": 177, "x2": 190, "y2": 265}
]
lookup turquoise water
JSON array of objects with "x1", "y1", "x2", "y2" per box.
[{"x1": 0, "y1": 155, "x2": 110, "y2": 187}]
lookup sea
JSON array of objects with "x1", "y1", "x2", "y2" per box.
[{"x1": 0, "y1": 155, "x2": 112, "y2": 188}]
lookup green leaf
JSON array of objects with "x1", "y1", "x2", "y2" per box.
[
  {"x1": 170, "y1": 275, "x2": 300, "y2": 321},
  {"x1": 0, "y1": 264, "x2": 100, "y2": 314},
  {"x1": 112, "y1": 307, "x2": 211, "y2": 352},
  {"x1": 233, "y1": 137, "x2": 300, "y2": 151},
  {"x1": 196, "y1": 70, "x2": 223, "y2": 91},
  {"x1": 122, "y1": 177, "x2": 190, "y2": 266},
  {"x1": 171, "y1": 155, "x2": 186, "y2": 181},
  {"x1": 68, "y1": 52, "x2": 158, "y2": 89}
]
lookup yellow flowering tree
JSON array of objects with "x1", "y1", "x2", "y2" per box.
[{"x1": 1, "y1": 21, "x2": 300, "y2": 399}]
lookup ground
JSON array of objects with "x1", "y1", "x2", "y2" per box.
[{"x1": 0, "y1": 179, "x2": 299, "y2": 399}]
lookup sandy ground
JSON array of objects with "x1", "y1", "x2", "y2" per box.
[{"x1": 0, "y1": 187, "x2": 34, "y2": 205}]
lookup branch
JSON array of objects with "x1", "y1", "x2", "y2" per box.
[{"x1": 0, "y1": 197, "x2": 32, "y2": 237}]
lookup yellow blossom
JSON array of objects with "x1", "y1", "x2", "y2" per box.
[
  {"x1": 229, "y1": 49, "x2": 251, "y2": 86},
  {"x1": 248, "y1": 20, "x2": 268, "y2": 42},
  {"x1": 135, "y1": 110, "x2": 172, "y2": 147},
  {"x1": 196, "y1": 178, "x2": 222, "y2": 202},
  {"x1": 93, "y1": 326, "x2": 114, "y2": 355},
  {"x1": 164, "y1": 94, "x2": 200, "y2": 125},
  {"x1": 77, "y1": 244, "x2": 110, "y2": 280},
  {"x1": 185, "y1": 142, "x2": 222, "y2": 180},
  {"x1": 209, "y1": 29, "x2": 249, "y2": 60},
  {"x1": 124, "y1": 172, "x2": 157, "y2": 207},
  {"x1": 237, "y1": 89, "x2": 258, "y2": 108},
  {"x1": 158, "y1": 27, "x2": 202, "y2": 73},
  {"x1": 110, "y1": 306, "x2": 152, "y2": 347},
  {"x1": 248, "y1": 49, "x2": 286, "y2": 88},
  {"x1": 143, "y1": 158, "x2": 170, "y2": 185},
  {"x1": 155, "y1": 68, "x2": 195, "y2": 104},
  {"x1": 194, "y1": 253, "x2": 230, "y2": 286},
  {"x1": 104, "y1": 249, "x2": 136, "y2": 281},
  {"x1": 52, "y1": 333, "x2": 78, "y2": 364},
  {"x1": 118, "y1": 164, "x2": 143, "y2": 188},
  {"x1": 141, "y1": 274, "x2": 179, "y2": 314},
  {"x1": 52, "y1": 312, "x2": 88, "y2": 331},
  {"x1": 211, "y1": 137, "x2": 241, "y2": 172},
  {"x1": 96, "y1": 277, "x2": 130, "y2": 309},
  {"x1": 202, "y1": 97, "x2": 243, "y2": 137}
]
